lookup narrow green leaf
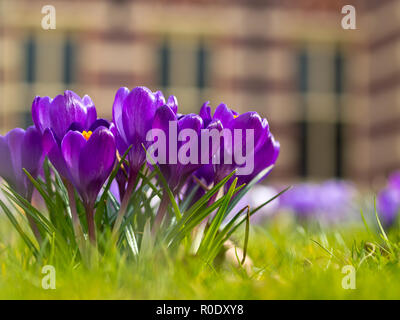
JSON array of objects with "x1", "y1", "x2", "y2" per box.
[
  {"x1": 142, "y1": 144, "x2": 181, "y2": 220},
  {"x1": 225, "y1": 165, "x2": 274, "y2": 218},
  {"x1": 0, "y1": 199, "x2": 39, "y2": 256},
  {"x1": 199, "y1": 178, "x2": 238, "y2": 256}
]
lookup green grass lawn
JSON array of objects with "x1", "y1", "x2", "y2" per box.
[{"x1": 1, "y1": 213, "x2": 399, "y2": 300}]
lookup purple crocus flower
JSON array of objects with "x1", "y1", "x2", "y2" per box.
[
  {"x1": 151, "y1": 105, "x2": 221, "y2": 193},
  {"x1": 0, "y1": 126, "x2": 43, "y2": 200},
  {"x1": 43, "y1": 126, "x2": 116, "y2": 208},
  {"x1": 197, "y1": 102, "x2": 280, "y2": 186},
  {"x1": 111, "y1": 86, "x2": 178, "y2": 235},
  {"x1": 32, "y1": 90, "x2": 110, "y2": 179},
  {"x1": 43, "y1": 126, "x2": 116, "y2": 243},
  {"x1": 32, "y1": 90, "x2": 97, "y2": 140},
  {"x1": 111, "y1": 86, "x2": 177, "y2": 178}
]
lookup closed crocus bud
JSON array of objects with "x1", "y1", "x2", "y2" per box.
[
  {"x1": 150, "y1": 104, "x2": 223, "y2": 193},
  {"x1": 111, "y1": 86, "x2": 179, "y2": 235},
  {"x1": 0, "y1": 127, "x2": 43, "y2": 200},
  {"x1": 198, "y1": 102, "x2": 279, "y2": 186},
  {"x1": 112, "y1": 86, "x2": 178, "y2": 177}
]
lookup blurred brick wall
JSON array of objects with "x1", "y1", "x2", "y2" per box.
[{"x1": 0, "y1": 0, "x2": 398, "y2": 186}]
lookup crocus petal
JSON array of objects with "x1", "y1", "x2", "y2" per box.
[
  {"x1": 67, "y1": 122, "x2": 85, "y2": 133},
  {"x1": 178, "y1": 114, "x2": 203, "y2": 176},
  {"x1": 0, "y1": 136, "x2": 14, "y2": 186},
  {"x1": 32, "y1": 96, "x2": 52, "y2": 133},
  {"x1": 21, "y1": 126, "x2": 43, "y2": 178},
  {"x1": 227, "y1": 112, "x2": 265, "y2": 156},
  {"x1": 238, "y1": 132, "x2": 280, "y2": 185},
  {"x1": 153, "y1": 105, "x2": 176, "y2": 132},
  {"x1": 204, "y1": 119, "x2": 223, "y2": 162},
  {"x1": 110, "y1": 124, "x2": 129, "y2": 157},
  {"x1": 122, "y1": 86, "x2": 157, "y2": 142},
  {"x1": 89, "y1": 118, "x2": 110, "y2": 132},
  {"x1": 152, "y1": 105, "x2": 177, "y2": 160},
  {"x1": 61, "y1": 130, "x2": 87, "y2": 186},
  {"x1": 5, "y1": 128, "x2": 25, "y2": 185},
  {"x1": 199, "y1": 101, "x2": 212, "y2": 127},
  {"x1": 178, "y1": 114, "x2": 203, "y2": 132},
  {"x1": 152, "y1": 105, "x2": 177, "y2": 182},
  {"x1": 153, "y1": 90, "x2": 166, "y2": 108},
  {"x1": 49, "y1": 91, "x2": 87, "y2": 140},
  {"x1": 82, "y1": 95, "x2": 97, "y2": 129},
  {"x1": 166, "y1": 95, "x2": 178, "y2": 114},
  {"x1": 112, "y1": 87, "x2": 130, "y2": 139},
  {"x1": 43, "y1": 128, "x2": 70, "y2": 179},
  {"x1": 213, "y1": 103, "x2": 235, "y2": 127},
  {"x1": 194, "y1": 164, "x2": 214, "y2": 186},
  {"x1": 78, "y1": 127, "x2": 116, "y2": 205}
]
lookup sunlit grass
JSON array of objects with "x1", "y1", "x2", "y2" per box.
[{"x1": 1, "y1": 212, "x2": 399, "y2": 300}]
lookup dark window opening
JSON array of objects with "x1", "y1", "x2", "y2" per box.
[
  {"x1": 298, "y1": 49, "x2": 308, "y2": 178},
  {"x1": 63, "y1": 36, "x2": 75, "y2": 85},
  {"x1": 25, "y1": 35, "x2": 36, "y2": 83},
  {"x1": 196, "y1": 41, "x2": 207, "y2": 90},
  {"x1": 159, "y1": 40, "x2": 170, "y2": 89},
  {"x1": 334, "y1": 48, "x2": 345, "y2": 178}
]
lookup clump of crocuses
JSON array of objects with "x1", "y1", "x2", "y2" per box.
[{"x1": 0, "y1": 86, "x2": 280, "y2": 256}]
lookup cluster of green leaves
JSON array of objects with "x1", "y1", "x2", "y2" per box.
[
  {"x1": 1, "y1": 206, "x2": 400, "y2": 299},
  {"x1": 0, "y1": 156, "x2": 285, "y2": 269}
]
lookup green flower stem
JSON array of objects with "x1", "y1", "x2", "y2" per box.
[
  {"x1": 111, "y1": 170, "x2": 138, "y2": 240},
  {"x1": 25, "y1": 188, "x2": 42, "y2": 245},
  {"x1": 151, "y1": 191, "x2": 170, "y2": 235},
  {"x1": 26, "y1": 213, "x2": 42, "y2": 245},
  {"x1": 84, "y1": 202, "x2": 96, "y2": 246},
  {"x1": 64, "y1": 180, "x2": 85, "y2": 253}
]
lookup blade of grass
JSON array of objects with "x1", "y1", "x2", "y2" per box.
[{"x1": 143, "y1": 144, "x2": 181, "y2": 221}]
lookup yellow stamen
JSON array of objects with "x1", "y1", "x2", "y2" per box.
[
  {"x1": 233, "y1": 114, "x2": 239, "y2": 119},
  {"x1": 82, "y1": 130, "x2": 92, "y2": 141}
]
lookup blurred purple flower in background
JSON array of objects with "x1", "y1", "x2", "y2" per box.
[
  {"x1": 0, "y1": 126, "x2": 43, "y2": 200},
  {"x1": 280, "y1": 183, "x2": 319, "y2": 219},
  {"x1": 377, "y1": 171, "x2": 400, "y2": 227},
  {"x1": 280, "y1": 180, "x2": 357, "y2": 223},
  {"x1": 377, "y1": 188, "x2": 400, "y2": 227}
]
